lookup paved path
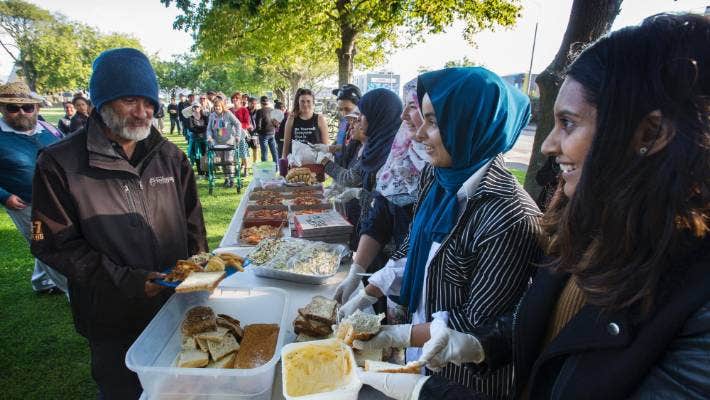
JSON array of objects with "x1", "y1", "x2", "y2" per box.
[{"x1": 504, "y1": 123, "x2": 536, "y2": 171}]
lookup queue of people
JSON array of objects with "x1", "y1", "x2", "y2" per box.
[{"x1": 0, "y1": 11, "x2": 706, "y2": 400}]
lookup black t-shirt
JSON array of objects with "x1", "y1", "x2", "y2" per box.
[
  {"x1": 177, "y1": 101, "x2": 190, "y2": 120},
  {"x1": 291, "y1": 114, "x2": 320, "y2": 144},
  {"x1": 167, "y1": 103, "x2": 179, "y2": 118}
]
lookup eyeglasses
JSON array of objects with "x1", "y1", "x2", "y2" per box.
[{"x1": 5, "y1": 104, "x2": 36, "y2": 113}]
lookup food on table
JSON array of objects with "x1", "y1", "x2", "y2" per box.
[
  {"x1": 364, "y1": 360, "x2": 422, "y2": 374},
  {"x1": 295, "y1": 332, "x2": 325, "y2": 343},
  {"x1": 245, "y1": 209, "x2": 288, "y2": 220},
  {"x1": 204, "y1": 256, "x2": 225, "y2": 272},
  {"x1": 216, "y1": 314, "x2": 244, "y2": 342},
  {"x1": 286, "y1": 167, "x2": 315, "y2": 185},
  {"x1": 217, "y1": 252, "x2": 245, "y2": 271},
  {"x1": 249, "y1": 190, "x2": 282, "y2": 199},
  {"x1": 294, "y1": 315, "x2": 333, "y2": 337},
  {"x1": 293, "y1": 188, "x2": 321, "y2": 196},
  {"x1": 165, "y1": 260, "x2": 203, "y2": 282},
  {"x1": 181, "y1": 306, "x2": 217, "y2": 336},
  {"x1": 240, "y1": 224, "x2": 282, "y2": 245},
  {"x1": 248, "y1": 238, "x2": 284, "y2": 264},
  {"x1": 290, "y1": 245, "x2": 340, "y2": 275},
  {"x1": 175, "y1": 271, "x2": 226, "y2": 293},
  {"x1": 335, "y1": 310, "x2": 385, "y2": 346},
  {"x1": 233, "y1": 324, "x2": 280, "y2": 369},
  {"x1": 255, "y1": 197, "x2": 284, "y2": 206},
  {"x1": 292, "y1": 196, "x2": 321, "y2": 206},
  {"x1": 177, "y1": 306, "x2": 244, "y2": 369},
  {"x1": 188, "y1": 252, "x2": 212, "y2": 265},
  {"x1": 300, "y1": 296, "x2": 338, "y2": 324},
  {"x1": 354, "y1": 348, "x2": 384, "y2": 367},
  {"x1": 294, "y1": 208, "x2": 327, "y2": 215},
  {"x1": 283, "y1": 340, "x2": 354, "y2": 397}
]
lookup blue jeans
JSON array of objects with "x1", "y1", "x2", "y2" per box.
[{"x1": 259, "y1": 134, "x2": 278, "y2": 163}]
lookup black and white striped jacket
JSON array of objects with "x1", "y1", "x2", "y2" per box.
[{"x1": 392, "y1": 155, "x2": 542, "y2": 399}]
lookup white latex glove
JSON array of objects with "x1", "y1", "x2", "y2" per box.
[
  {"x1": 333, "y1": 263, "x2": 365, "y2": 304},
  {"x1": 316, "y1": 151, "x2": 334, "y2": 164},
  {"x1": 338, "y1": 289, "x2": 378, "y2": 319},
  {"x1": 418, "y1": 318, "x2": 484, "y2": 371},
  {"x1": 310, "y1": 143, "x2": 331, "y2": 153},
  {"x1": 357, "y1": 369, "x2": 430, "y2": 400},
  {"x1": 353, "y1": 324, "x2": 412, "y2": 351},
  {"x1": 336, "y1": 187, "x2": 362, "y2": 202}
]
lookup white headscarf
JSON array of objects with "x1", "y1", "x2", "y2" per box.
[{"x1": 375, "y1": 79, "x2": 430, "y2": 206}]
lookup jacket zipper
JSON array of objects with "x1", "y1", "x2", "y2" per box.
[{"x1": 122, "y1": 184, "x2": 140, "y2": 226}]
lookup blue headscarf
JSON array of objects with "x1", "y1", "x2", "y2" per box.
[
  {"x1": 399, "y1": 67, "x2": 531, "y2": 311},
  {"x1": 358, "y1": 88, "x2": 403, "y2": 189}
]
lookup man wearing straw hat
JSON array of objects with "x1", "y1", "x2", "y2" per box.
[
  {"x1": 30, "y1": 48, "x2": 208, "y2": 399},
  {"x1": 0, "y1": 81, "x2": 68, "y2": 294}
]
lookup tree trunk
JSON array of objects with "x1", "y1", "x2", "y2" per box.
[
  {"x1": 335, "y1": 1, "x2": 357, "y2": 87},
  {"x1": 523, "y1": 0, "x2": 623, "y2": 199}
]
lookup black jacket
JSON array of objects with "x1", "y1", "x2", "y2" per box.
[
  {"x1": 420, "y1": 245, "x2": 710, "y2": 399},
  {"x1": 30, "y1": 113, "x2": 208, "y2": 339}
]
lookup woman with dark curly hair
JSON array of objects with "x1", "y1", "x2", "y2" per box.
[{"x1": 359, "y1": 13, "x2": 710, "y2": 400}]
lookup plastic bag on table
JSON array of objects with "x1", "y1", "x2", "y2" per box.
[{"x1": 289, "y1": 140, "x2": 318, "y2": 167}]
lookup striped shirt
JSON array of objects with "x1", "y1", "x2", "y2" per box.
[{"x1": 392, "y1": 155, "x2": 542, "y2": 399}]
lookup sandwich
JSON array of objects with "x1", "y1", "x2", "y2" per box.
[
  {"x1": 216, "y1": 314, "x2": 244, "y2": 342},
  {"x1": 206, "y1": 332, "x2": 240, "y2": 361},
  {"x1": 299, "y1": 296, "x2": 338, "y2": 325},
  {"x1": 233, "y1": 324, "x2": 279, "y2": 369},
  {"x1": 181, "y1": 306, "x2": 217, "y2": 336},
  {"x1": 336, "y1": 310, "x2": 384, "y2": 346},
  {"x1": 175, "y1": 271, "x2": 225, "y2": 293},
  {"x1": 177, "y1": 349, "x2": 210, "y2": 368},
  {"x1": 293, "y1": 314, "x2": 333, "y2": 337},
  {"x1": 364, "y1": 360, "x2": 422, "y2": 374}
]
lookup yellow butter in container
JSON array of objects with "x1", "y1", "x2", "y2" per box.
[{"x1": 281, "y1": 339, "x2": 361, "y2": 399}]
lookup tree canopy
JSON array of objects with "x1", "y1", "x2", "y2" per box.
[
  {"x1": 163, "y1": 0, "x2": 522, "y2": 87},
  {"x1": 0, "y1": 0, "x2": 142, "y2": 92}
]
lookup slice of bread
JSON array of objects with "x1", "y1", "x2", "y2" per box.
[
  {"x1": 207, "y1": 332, "x2": 240, "y2": 361},
  {"x1": 300, "y1": 296, "x2": 338, "y2": 325},
  {"x1": 364, "y1": 360, "x2": 421, "y2": 374},
  {"x1": 181, "y1": 336, "x2": 197, "y2": 351},
  {"x1": 175, "y1": 271, "x2": 225, "y2": 293},
  {"x1": 354, "y1": 348, "x2": 383, "y2": 367},
  {"x1": 181, "y1": 306, "x2": 217, "y2": 336},
  {"x1": 216, "y1": 315, "x2": 244, "y2": 342},
  {"x1": 177, "y1": 349, "x2": 209, "y2": 368},
  {"x1": 293, "y1": 315, "x2": 333, "y2": 337},
  {"x1": 195, "y1": 326, "x2": 229, "y2": 342},
  {"x1": 233, "y1": 324, "x2": 279, "y2": 369},
  {"x1": 336, "y1": 310, "x2": 384, "y2": 346},
  {"x1": 207, "y1": 351, "x2": 236, "y2": 369}
]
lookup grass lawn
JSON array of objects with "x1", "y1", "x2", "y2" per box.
[
  {"x1": 0, "y1": 111, "x2": 249, "y2": 398},
  {"x1": 0, "y1": 108, "x2": 525, "y2": 398}
]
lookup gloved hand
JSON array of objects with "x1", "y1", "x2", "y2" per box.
[
  {"x1": 338, "y1": 288, "x2": 378, "y2": 319},
  {"x1": 310, "y1": 143, "x2": 331, "y2": 153},
  {"x1": 334, "y1": 263, "x2": 365, "y2": 304},
  {"x1": 336, "y1": 188, "x2": 362, "y2": 202},
  {"x1": 418, "y1": 318, "x2": 484, "y2": 371},
  {"x1": 316, "y1": 151, "x2": 334, "y2": 164},
  {"x1": 353, "y1": 324, "x2": 412, "y2": 351},
  {"x1": 357, "y1": 369, "x2": 429, "y2": 400}
]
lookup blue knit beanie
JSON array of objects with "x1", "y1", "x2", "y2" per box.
[{"x1": 89, "y1": 48, "x2": 160, "y2": 112}]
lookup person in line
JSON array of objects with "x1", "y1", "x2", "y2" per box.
[
  {"x1": 254, "y1": 95, "x2": 279, "y2": 163},
  {"x1": 230, "y1": 92, "x2": 252, "y2": 175},
  {"x1": 335, "y1": 79, "x2": 429, "y2": 315},
  {"x1": 30, "y1": 48, "x2": 208, "y2": 399},
  {"x1": 186, "y1": 103, "x2": 209, "y2": 176},
  {"x1": 152, "y1": 100, "x2": 165, "y2": 133},
  {"x1": 247, "y1": 96, "x2": 260, "y2": 168},
  {"x1": 167, "y1": 97, "x2": 180, "y2": 135},
  {"x1": 319, "y1": 88, "x2": 402, "y2": 247},
  {"x1": 331, "y1": 84, "x2": 362, "y2": 164},
  {"x1": 199, "y1": 94, "x2": 212, "y2": 115},
  {"x1": 207, "y1": 98, "x2": 245, "y2": 188},
  {"x1": 273, "y1": 100, "x2": 288, "y2": 156},
  {"x1": 0, "y1": 82, "x2": 68, "y2": 294},
  {"x1": 69, "y1": 95, "x2": 91, "y2": 133},
  {"x1": 359, "y1": 13, "x2": 710, "y2": 400},
  {"x1": 282, "y1": 88, "x2": 329, "y2": 156},
  {"x1": 177, "y1": 93, "x2": 191, "y2": 138},
  {"x1": 57, "y1": 101, "x2": 75, "y2": 136},
  {"x1": 351, "y1": 67, "x2": 542, "y2": 399}
]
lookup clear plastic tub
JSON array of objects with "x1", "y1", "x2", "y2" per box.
[{"x1": 126, "y1": 287, "x2": 289, "y2": 400}]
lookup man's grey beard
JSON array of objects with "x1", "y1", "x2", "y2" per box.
[
  {"x1": 100, "y1": 106, "x2": 152, "y2": 141},
  {"x1": 5, "y1": 113, "x2": 37, "y2": 132}
]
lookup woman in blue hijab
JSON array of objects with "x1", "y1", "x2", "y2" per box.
[
  {"x1": 352, "y1": 67, "x2": 543, "y2": 399},
  {"x1": 320, "y1": 88, "x2": 402, "y2": 242}
]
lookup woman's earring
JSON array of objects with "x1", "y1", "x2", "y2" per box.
[{"x1": 639, "y1": 146, "x2": 648, "y2": 155}]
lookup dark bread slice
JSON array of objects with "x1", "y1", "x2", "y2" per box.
[{"x1": 181, "y1": 306, "x2": 217, "y2": 336}]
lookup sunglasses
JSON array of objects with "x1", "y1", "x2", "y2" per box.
[{"x1": 5, "y1": 104, "x2": 36, "y2": 113}]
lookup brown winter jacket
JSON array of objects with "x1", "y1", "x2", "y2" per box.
[{"x1": 30, "y1": 112, "x2": 208, "y2": 339}]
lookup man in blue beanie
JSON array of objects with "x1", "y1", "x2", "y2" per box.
[{"x1": 30, "y1": 48, "x2": 208, "y2": 400}]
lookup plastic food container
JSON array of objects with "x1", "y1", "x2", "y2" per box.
[
  {"x1": 281, "y1": 339, "x2": 361, "y2": 400},
  {"x1": 253, "y1": 161, "x2": 277, "y2": 184},
  {"x1": 126, "y1": 287, "x2": 289, "y2": 400}
]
